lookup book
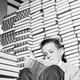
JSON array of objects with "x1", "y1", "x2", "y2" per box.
[
  {"x1": 64, "y1": 45, "x2": 78, "y2": 52},
  {"x1": 43, "y1": 0, "x2": 55, "y2": 9},
  {"x1": 0, "y1": 69, "x2": 19, "y2": 77},
  {"x1": 30, "y1": 5, "x2": 41, "y2": 13},
  {"x1": 65, "y1": 51, "x2": 79, "y2": 57},
  {"x1": 63, "y1": 38, "x2": 77, "y2": 44},
  {"x1": 64, "y1": 41, "x2": 78, "y2": 48},
  {"x1": 59, "y1": 18, "x2": 72, "y2": 25},
  {"x1": 67, "y1": 57, "x2": 79, "y2": 62},
  {"x1": 56, "y1": 3, "x2": 69, "y2": 12},
  {"x1": 0, "y1": 58, "x2": 17, "y2": 67},
  {"x1": 43, "y1": 5, "x2": 55, "y2": 12},
  {"x1": 56, "y1": 0, "x2": 68, "y2": 6},
  {"x1": 30, "y1": 0, "x2": 41, "y2": 7},
  {"x1": 0, "y1": 51, "x2": 17, "y2": 61},
  {"x1": 62, "y1": 35, "x2": 76, "y2": 41},
  {"x1": 71, "y1": 7, "x2": 80, "y2": 13},
  {"x1": 71, "y1": 10, "x2": 80, "y2": 16},
  {"x1": 0, "y1": 78, "x2": 17, "y2": 80},
  {"x1": 58, "y1": 11, "x2": 71, "y2": 18},
  {"x1": 70, "y1": 0, "x2": 80, "y2": 7},
  {"x1": 24, "y1": 58, "x2": 46, "y2": 79}
]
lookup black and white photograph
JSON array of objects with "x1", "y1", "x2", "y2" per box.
[{"x1": 0, "y1": 0, "x2": 80, "y2": 80}]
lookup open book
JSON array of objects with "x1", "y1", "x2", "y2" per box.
[{"x1": 25, "y1": 58, "x2": 46, "y2": 79}]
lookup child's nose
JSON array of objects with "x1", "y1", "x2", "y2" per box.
[{"x1": 47, "y1": 56, "x2": 50, "y2": 59}]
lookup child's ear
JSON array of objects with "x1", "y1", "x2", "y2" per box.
[{"x1": 60, "y1": 48, "x2": 64, "y2": 56}]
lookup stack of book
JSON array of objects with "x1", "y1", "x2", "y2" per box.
[
  {"x1": 30, "y1": 0, "x2": 45, "y2": 58},
  {"x1": 56, "y1": 0, "x2": 80, "y2": 67},
  {"x1": 0, "y1": 51, "x2": 19, "y2": 79},
  {"x1": 14, "y1": 2, "x2": 33, "y2": 70},
  {"x1": 43, "y1": 0, "x2": 59, "y2": 38},
  {"x1": 2, "y1": 12, "x2": 16, "y2": 31},
  {"x1": 1, "y1": 12, "x2": 16, "y2": 54},
  {"x1": 30, "y1": 0, "x2": 42, "y2": 14},
  {"x1": 69, "y1": 0, "x2": 80, "y2": 41}
]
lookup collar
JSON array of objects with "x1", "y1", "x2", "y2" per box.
[{"x1": 58, "y1": 61, "x2": 67, "y2": 72}]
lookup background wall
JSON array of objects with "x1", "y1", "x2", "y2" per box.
[{"x1": 0, "y1": 0, "x2": 7, "y2": 25}]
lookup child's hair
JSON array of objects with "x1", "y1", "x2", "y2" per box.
[{"x1": 40, "y1": 38, "x2": 64, "y2": 49}]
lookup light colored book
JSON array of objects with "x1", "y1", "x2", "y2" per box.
[
  {"x1": 44, "y1": 5, "x2": 55, "y2": 12},
  {"x1": 19, "y1": 3, "x2": 29, "y2": 9},
  {"x1": 42, "y1": 0, "x2": 51, "y2": 3},
  {"x1": 65, "y1": 51, "x2": 79, "y2": 57},
  {"x1": 45, "y1": 27, "x2": 58, "y2": 31},
  {"x1": 67, "y1": 57, "x2": 79, "y2": 62},
  {"x1": 0, "y1": 69, "x2": 19, "y2": 77},
  {"x1": 44, "y1": 19, "x2": 56, "y2": 25},
  {"x1": 31, "y1": 20, "x2": 42, "y2": 26},
  {"x1": 30, "y1": 5, "x2": 41, "y2": 13},
  {"x1": 59, "y1": 18, "x2": 72, "y2": 25},
  {"x1": 14, "y1": 17, "x2": 30, "y2": 25},
  {"x1": 16, "y1": 50, "x2": 31, "y2": 56},
  {"x1": 31, "y1": 13, "x2": 42, "y2": 19},
  {"x1": 70, "y1": 0, "x2": 80, "y2": 7},
  {"x1": 44, "y1": 9, "x2": 55, "y2": 15},
  {"x1": 57, "y1": 3, "x2": 69, "y2": 12},
  {"x1": 0, "y1": 58, "x2": 17, "y2": 67},
  {"x1": 64, "y1": 41, "x2": 78, "y2": 48},
  {"x1": 14, "y1": 20, "x2": 30, "y2": 27},
  {"x1": 65, "y1": 45, "x2": 78, "y2": 52},
  {"x1": 63, "y1": 35, "x2": 76, "y2": 41},
  {"x1": 68, "y1": 59, "x2": 79, "y2": 65},
  {"x1": 30, "y1": 0, "x2": 41, "y2": 7},
  {"x1": 0, "y1": 78, "x2": 17, "y2": 80},
  {"x1": 0, "y1": 64, "x2": 19, "y2": 72},
  {"x1": 44, "y1": 21, "x2": 56, "y2": 28},
  {"x1": 34, "y1": 49, "x2": 42, "y2": 54},
  {"x1": 58, "y1": 11, "x2": 71, "y2": 18},
  {"x1": 71, "y1": 10, "x2": 80, "y2": 16},
  {"x1": 44, "y1": 14, "x2": 56, "y2": 21},
  {"x1": 59, "y1": 21, "x2": 72, "y2": 29},
  {"x1": 72, "y1": 14, "x2": 80, "y2": 20},
  {"x1": 63, "y1": 38, "x2": 77, "y2": 44},
  {"x1": 31, "y1": 17, "x2": 42, "y2": 22},
  {"x1": 60, "y1": 28, "x2": 74, "y2": 34},
  {"x1": 56, "y1": 0, "x2": 67, "y2": 6},
  {"x1": 65, "y1": 48, "x2": 78, "y2": 55},
  {"x1": 61, "y1": 31, "x2": 74, "y2": 38},
  {"x1": 60, "y1": 24, "x2": 73, "y2": 30},
  {"x1": 32, "y1": 29, "x2": 43, "y2": 35},
  {"x1": 43, "y1": 0, "x2": 55, "y2": 9},
  {"x1": 20, "y1": 0, "x2": 29, "y2": 6},
  {"x1": 31, "y1": 23, "x2": 43, "y2": 29},
  {"x1": 0, "y1": 51, "x2": 17, "y2": 61},
  {"x1": 58, "y1": 14, "x2": 71, "y2": 22},
  {"x1": 71, "y1": 7, "x2": 80, "y2": 13}
]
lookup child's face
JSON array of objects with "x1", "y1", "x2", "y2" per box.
[{"x1": 42, "y1": 42, "x2": 62, "y2": 65}]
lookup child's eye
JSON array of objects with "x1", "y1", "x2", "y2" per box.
[
  {"x1": 50, "y1": 51, "x2": 53, "y2": 53},
  {"x1": 43, "y1": 53, "x2": 47, "y2": 56}
]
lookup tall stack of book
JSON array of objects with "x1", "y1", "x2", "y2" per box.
[
  {"x1": 69, "y1": 0, "x2": 80, "y2": 66},
  {"x1": 0, "y1": 12, "x2": 19, "y2": 80},
  {"x1": 1, "y1": 13, "x2": 16, "y2": 54},
  {"x1": 56, "y1": 0, "x2": 80, "y2": 67},
  {"x1": 0, "y1": 51, "x2": 19, "y2": 80},
  {"x1": 42, "y1": 0, "x2": 59, "y2": 38},
  {"x1": 30, "y1": 0, "x2": 45, "y2": 59},
  {"x1": 14, "y1": 0, "x2": 33, "y2": 70}
]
